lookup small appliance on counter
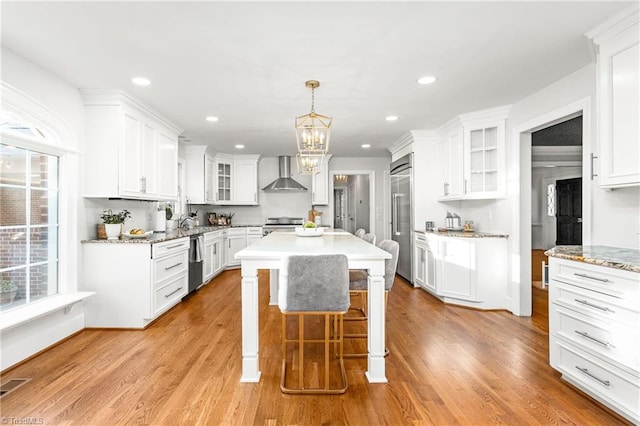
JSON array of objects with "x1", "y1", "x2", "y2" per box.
[{"x1": 445, "y1": 212, "x2": 462, "y2": 230}]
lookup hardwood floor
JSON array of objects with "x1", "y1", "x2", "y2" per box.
[{"x1": 0, "y1": 269, "x2": 629, "y2": 425}]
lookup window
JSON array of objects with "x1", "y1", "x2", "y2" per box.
[
  {"x1": 546, "y1": 183, "x2": 556, "y2": 217},
  {"x1": 0, "y1": 143, "x2": 59, "y2": 311}
]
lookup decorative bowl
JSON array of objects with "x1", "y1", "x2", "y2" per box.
[{"x1": 295, "y1": 227, "x2": 324, "y2": 237}]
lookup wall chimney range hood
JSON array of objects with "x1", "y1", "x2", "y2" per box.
[{"x1": 262, "y1": 156, "x2": 308, "y2": 191}]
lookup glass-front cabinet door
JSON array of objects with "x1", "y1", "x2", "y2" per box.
[
  {"x1": 463, "y1": 120, "x2": 505, "y2": 199},
  {"x1": 468, "y1": 126, "x2": 498, "y2": 193},
  {"x1": 216, "y1": 161, "x2": 232, "y2": 203}
]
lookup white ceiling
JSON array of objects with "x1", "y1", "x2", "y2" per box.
[{"x1": 1, "y1": 1, "x2": 632, "y2": 157}]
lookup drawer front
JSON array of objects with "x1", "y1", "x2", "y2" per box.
[
  {"x1": 550, "y1": 259, "x2": 640, "y2": 302},
  {"x1": 204, "y1": 230, "x2": 222, "y2": 243},
  {"x1": 551, "y1": 304, "x2": 639, "y2": 374},
  {"x1": 154, "y1": 251, "x2": 188, "y2": 286},
  {"x1": 553, "y1": 338, "x2": 639, "y2": 423},
  {"x1": 550, "y1": 280, "x2": 639, "y2": 325},
  {"x1": 152, "y1": 237, "x2": 189, "y2": 259},
  {"x1": 154, "y1": 274, "x2": 188, "y2": 315},
  {"x1": 228, "y1": 227, "x2": 245, "y2": 236},
  {"x1": 246, "y1": 227, "x2": 263, "y2": 236},
  {"x1": 415, "y1": 233, "x2": 426, "y2": 243}
]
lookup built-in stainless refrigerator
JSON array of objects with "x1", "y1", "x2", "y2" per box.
[{"x1": 390, "y1": 153, "x2": 413, "y2": 282}]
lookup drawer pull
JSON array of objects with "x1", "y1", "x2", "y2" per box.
[
  {"x1": 574, "y1": 273, "x2": 610, "y2": 283},
  {"x1": 575, "y1": 366, "x2": 610, "y2": 387},
  {"x1": 574, "y1": 299, "x2": 614, "y2": 313},
  {"x1": 165, "y1": 286, "x2": 183, "y2": 298},
  {"x1": 164, "y1": 262, "x2": 183, "y2": 271},
  {"x1": 166, "y1": 243, "x2": 184, "y2": 249},
  {"x1": 574, "y1": 330, "x2": 612, "y2": 348}
]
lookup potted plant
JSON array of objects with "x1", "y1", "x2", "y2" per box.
[
  {"x1": 0, "y1": 280, "x2": 18, "y2": 305},
  {"x1": 99, "y1": 209, "x2": 132, "y2": 239}
]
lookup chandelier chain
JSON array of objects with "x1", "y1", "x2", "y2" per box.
[{"x1": 310, "y1": 86, "x2": 315, "y2": 113}]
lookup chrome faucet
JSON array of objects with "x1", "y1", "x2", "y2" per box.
[{"x1": 179, "y1": 214, "x2": 194, "y2": 230}]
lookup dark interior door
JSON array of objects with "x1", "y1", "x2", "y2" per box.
[{"x1": 556, "y1": 177, "x2": 582, "y2": 245}]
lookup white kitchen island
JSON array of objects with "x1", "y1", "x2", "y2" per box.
[{"x1": 235, "y1": 231, "x2": 392, "y2": 384}]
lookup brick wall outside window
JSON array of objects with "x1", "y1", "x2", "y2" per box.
[{"x1": 0, "y1": 144, "x2": 59, "y2": 310}]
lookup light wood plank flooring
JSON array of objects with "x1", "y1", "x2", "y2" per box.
[{"x1": 0, "y1": 270, "x2": 629, "y2": 425}]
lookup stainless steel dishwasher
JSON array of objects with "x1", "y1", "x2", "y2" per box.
[{"x1": 187, "y1": 234, "x2": 204, "y2": 295}]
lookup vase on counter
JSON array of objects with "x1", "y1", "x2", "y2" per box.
[{"x1": 104, "y1": 223, "x2": 121, "y2": 240}]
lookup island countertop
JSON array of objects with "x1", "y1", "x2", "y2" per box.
[{"x1": 545, "y1": 245, "x2": 640, "y2": 273}]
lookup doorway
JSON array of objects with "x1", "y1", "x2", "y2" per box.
[
  {"x1": 331, "y1": 172, "x2": 373, "y2": 234},
  {"x1": 514, "y1": 97, "x2": 591, "y2": 316}
]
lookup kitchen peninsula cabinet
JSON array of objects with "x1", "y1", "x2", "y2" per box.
[
  {"x1": 546, "y1": 246, "x2": 639, "y2": 424},
  {"x1": 82, "y1": 237, "x2": 189, "y2": 328},
  {"x1": 82, "y1": 90, "x2": 182, "y2": 200},
  {"x1": 588, "y1": 8, "x2": 639, "y2": 188},
  {"x1": 413, "y1": 231, "x2": 508, "y2": 310}
]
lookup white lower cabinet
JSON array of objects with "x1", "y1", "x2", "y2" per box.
[
  {"x1": 82, "y1": 237, "x2": 189, "y2": 328},
  {"x1": 226, "y1": 228, "x2": 247, "y2": 268},
  {"x1": 413, "y1": 232, "x2": 507, "y2": 310},
  {"x1": 203, "y1": 230, "x2": 225, "y2": 282},
  {"x1": 246, "y1": 227, "x2": 263, "y2": 246},
  {"x1": 548, "y1": 257, "x2": 639, "y2": 423},
  {"x1": 413, "y1": 233, "x2": 436, "y2": 293}
]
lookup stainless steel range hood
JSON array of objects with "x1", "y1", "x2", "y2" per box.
[{"x1": 262, "y1": 156, "x2": 308, "y2": 191}]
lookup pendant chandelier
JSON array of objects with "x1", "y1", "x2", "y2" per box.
[
  {"x1": 334, "y1": 174, "x2": 348, "y2": 183},
  {"x1": 295, "y1": 80, "x2": 331, "y2": 174}
]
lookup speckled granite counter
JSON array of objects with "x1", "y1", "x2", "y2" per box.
[
  {"x1": 415, "y1": 229, "x2": 509, "y2": 238},
  {"x1": 81, "y1": 225, "x2": 262, "y2": 244},
  {"x1": 545, "y1": 245, "x2": 640, "y2": 273}
]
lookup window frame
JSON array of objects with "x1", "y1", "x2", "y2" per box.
[{"x1": 1, "y1": 132, "x2": 68, "y2": 310}]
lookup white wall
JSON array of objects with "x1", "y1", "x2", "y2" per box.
[{"x1": 1, "y1": 47, "x2": 87, "y2": 370}]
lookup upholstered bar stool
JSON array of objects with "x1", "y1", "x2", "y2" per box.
[
  {"x1": 344, "y1": 239, "x2": 399, "y2": 358},
  {"x1": 362, "y1": 233, "x2": 376, "y2": 245},
  {"x1": 278, "y1": 254, "x2": 350, "y2": 394},
  {"x1": 348, "y1": 232, "x2": 377, "y2": 318},
  {"x1": 354, "y1": 228, "x2": 366, "y2": 238}
]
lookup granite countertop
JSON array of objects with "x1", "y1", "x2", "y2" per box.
[
  {"x1": 81, "y1": 224, "x2": 263, "y2": 244},
  {"x1": 545, "y1": 245, "x2": 640, "y2": 273},
  {"x1": 415, "y1": 229, "x2": 509, "y2": 239}
]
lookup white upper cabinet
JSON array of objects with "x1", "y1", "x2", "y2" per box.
[
  {"x1": 184, "y1": 145, "x2": 215, "y2": 204},
  {"x1": 311, "y1": 155, "x2": 332, "y2": 205},
  {"x1": 437, "y1": 123, "x2": 464, "y2": 200},
  {"x1": 81, "y1": 90, "x2": 182, "y2": 200},
  {"x1": 185, "y1": 149, "x2": 259, "y2": 205},
  {"x1": 214, "y1": 155, "x2": 233, "y2": 204},
  {"x1": 233, "y1": 157, "x2": 260, "y2": 205},
  {"x1": 588, "y1": 6, "x2": 639, "y2": 188},
  {"x1": 436, "y1": 105, "x2": 510, "y2": 201},
  {"x1": 214, "y1": 154, "x2": 260, "y2": 205}
]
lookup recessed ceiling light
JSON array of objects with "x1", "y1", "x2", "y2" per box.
[
  {"x1": 235, "y1": 144, "x2": 245, "y2": 149},
  {"x1": 361, "y1": 144, "x2": 371, "y2": 149},
  {"x1": 417, "y1": 76, "x2": 437, "y2": 85},
  {"x1": 131, "y1": 77, "x2": 151, "y2": 86},
  {"x1": 385, "y1": 116, "x2": 399, "y2": 122},
  {"x1": 206, "y1": 116, "x2": 219, "y2": 122}
]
